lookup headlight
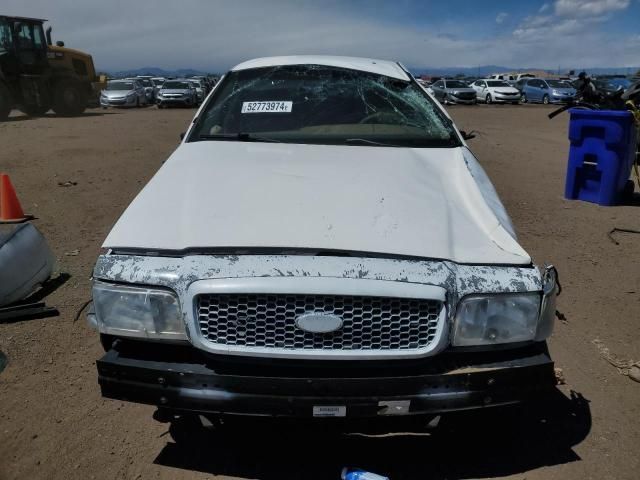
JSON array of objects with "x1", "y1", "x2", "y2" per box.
[
  {"x1": 126, "y1": 93, "x2": 135, "y2": 99},
  {"x1": 156, "y1": 92, "x2": 163, "y2": 97},
  {"x1": 452, "y1": 293, "x2": 540, "y2": 347},
  {"x1": 92, "y1": 281, "x2": 187, "y2": 341}
]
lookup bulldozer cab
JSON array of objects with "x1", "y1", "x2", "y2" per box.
[{"x1": 0, "y1": 16, "x2": 49, "y2": 76}]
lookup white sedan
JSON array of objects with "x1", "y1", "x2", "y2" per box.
[
  {"x1": 471, "y1": 79, "x2": 522, "y2": 104},
  {"x1": 90, "y1": 56, "x2": 557, "y2": 428}
]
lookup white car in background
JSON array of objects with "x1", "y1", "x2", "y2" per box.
[
  {"x1": 472, "y1": 79, "x2": 522, "y2": 104},
  {"x1": 89, "y1": 56, "x2": 557, "y2": 432}
]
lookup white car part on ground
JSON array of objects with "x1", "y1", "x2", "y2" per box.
[{"x1": 0, "y1": 223, "x2": 55, "y2": 307}]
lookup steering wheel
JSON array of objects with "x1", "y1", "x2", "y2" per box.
[{"x1": 358, "y1": 111, "x2": 404, "y2": 124}]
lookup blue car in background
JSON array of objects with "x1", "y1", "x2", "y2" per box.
[{"x1": 521, "y1": 78, "x2": 576, "y2": 104}]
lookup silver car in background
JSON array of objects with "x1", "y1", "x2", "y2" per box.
[
  {"x1": 151, "y1": 77, "x2": 166, "y2": 102},
  {"x1": 429, "y1": 79, "x2": 477, "y2": 105},
  {"x1": 187, "y1": 78, "x2": 205, "y2": 105},
  {"x1": 156, "y1": 79, "x2": 198, "y2": 108},
  {"x1": 135, "y1": 77, "x2": 155, "y2": 104},
  {"x1": 100, "y1": 80, "x2": 147, "y2": 108}
]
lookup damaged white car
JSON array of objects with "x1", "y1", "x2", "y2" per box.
[{"x1": 89, "y1": 56, "x2": 558, "y2": 427}]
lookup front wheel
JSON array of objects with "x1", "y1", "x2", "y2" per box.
[
  {"x1": 521, "y1": 93, "x2": 527, "y2": 103},
  {"x1": 485, "y1": 93, "x2": 492, "y2": 104},
  {"x1": 0, "y1": 82, "x2": 12, "y2": 121},
  {"x1": 543, "y1": 95, "x2": 550, "y2": 105},
  {"x1": 52, "y1": 79, "x2": 88, "y2": 116}
]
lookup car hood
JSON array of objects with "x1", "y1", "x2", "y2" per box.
[
  {"x1": 446, "y1": 87, "x2": 476, "y2": 94},
  {"x1": 103, "y1": 142, "x2": 530, "y2": 265},
  {"x1": 160, "y1": 89, "x2": 190, "y2": 95},
  {"x1": 489, "y1": 87, "x2": 519, "y2": 94},
  {"x1": 103, "y1": 90, "x2": 133, "y2": 98}
]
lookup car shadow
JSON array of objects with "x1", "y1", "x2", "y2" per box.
[
  {"x1": 619, "y1": 191, "x2": 640, "y2": 207},
  {"x1": 0, "y1": 273, "x2": 70, "y2": 323},
  {"x1": 153, "y1": 388, "x2": 591, "y2": 479},
  {"x1": 6, "y1": 111, "x2": 120, "y2": 122}
]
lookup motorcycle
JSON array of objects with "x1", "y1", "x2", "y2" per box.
[{"x1": 548, "y1": 78, "x2": 640, "y2": 119}]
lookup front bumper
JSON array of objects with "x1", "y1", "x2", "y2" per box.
[
  {"x1": 97, "y1": 340, "x2": 555, "y2": 418},
  {"x1": 494, "y1": 94, "x2": 521, "y2": 103},
  {"x1": 449, "y1": 96, "x2": 476, "y2": 105},
  {"x1": 550, "y1": 95, "x2": 575, "y2": 104},
  {"x1": 100, "y1": 97, "x2": 136, "y2": 107},
  {"x1": 157, "y1": 96, "x2": 190, "y2": 105}
]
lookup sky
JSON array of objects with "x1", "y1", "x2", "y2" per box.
[{"x1": 4, "y1": 0, "x2": 640, "y2": 72}]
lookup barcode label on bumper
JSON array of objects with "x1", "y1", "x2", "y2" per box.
[{"x1": 313, "y1": 406, "x2": 346, "y2": 417}]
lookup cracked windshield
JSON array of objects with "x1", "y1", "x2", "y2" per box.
[{"x1": 190, "y1": 65, "x2": 458, "y2": 147}]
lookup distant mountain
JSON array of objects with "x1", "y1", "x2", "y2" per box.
[
  {"x1": 102, "y1": 65, "x2": 639, "y2": 79},
  {"x1": 103, "y1": 67, "x2": 216, "y2": 78}
]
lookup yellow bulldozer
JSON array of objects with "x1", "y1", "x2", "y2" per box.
[{"x1": 0, "y1": 15, "x2": 106, "y2": 120}]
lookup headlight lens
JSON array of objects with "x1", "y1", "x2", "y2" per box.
[
  {"x1": 92, "y1": 281, "x2": 187, "y2": 341},
  {"x1": 452, "y1": 293, "x2": 540, "y2": 346}
]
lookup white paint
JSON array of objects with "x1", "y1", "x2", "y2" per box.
[
  {"x1": 103, "y1": 141, "x2": 530, "y2": 265},
  {"x1": 232, "y1": 55, "x2": 410, "y2": 81},
  {"x1": 186, "y1": 277, "x2": 447, "y2": 301}
]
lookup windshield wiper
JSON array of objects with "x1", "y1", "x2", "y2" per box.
[
  {"x1": 197, "y1": 133, "x2": 281, "y2": 143},
  {"x1": 344, "y1": 138, "x2": 405, "y2": 147}
]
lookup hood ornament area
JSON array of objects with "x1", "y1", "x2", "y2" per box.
[{"x1": 295, "y1": 312, "x2": 344, "y2": 334}]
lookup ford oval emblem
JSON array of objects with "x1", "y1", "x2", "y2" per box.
[{"x1": 295, "y1": 312, "x2": 343, "y2": 334}]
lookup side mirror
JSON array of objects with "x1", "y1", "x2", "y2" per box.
[
  {"x1": 56, "y1": 40, "x2": 65, "y2": 47},
  {"x1": 180, "y1": 132, "x2": 185, "y2": 140},
  {"x1": 460, "y1": 130, "x2": 476, "y2": 141}
]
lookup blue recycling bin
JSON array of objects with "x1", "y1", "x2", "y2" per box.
[{"x1": 565, "y1": 109, "x2": 637, "y2": 206}]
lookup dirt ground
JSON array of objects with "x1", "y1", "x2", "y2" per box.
[{"x1": 0, "y1": 104, "x2": 638, "y2": 480}]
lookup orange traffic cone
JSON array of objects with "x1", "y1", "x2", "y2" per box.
[{"x1": 0, "y1": 174, "x2": 32, "y2": 223}]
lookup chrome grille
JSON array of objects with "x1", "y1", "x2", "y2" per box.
[
  {"x1": 453, "y1": 92, "x2": 475, "y2": 99},
  {"x1": 196, "y1": 294, "x2": 442, "y2": 351}
]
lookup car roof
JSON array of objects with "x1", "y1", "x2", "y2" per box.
[
  {"x1": 231, "y1": 55, "x2": 410, "y2": 81},
  {"x1": 0, "y1": 15, "x2": 47, "y2": 23}
]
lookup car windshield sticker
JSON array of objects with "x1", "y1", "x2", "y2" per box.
[{"x1": 241, "y1": 101, "x2": 293, "y2": 113}]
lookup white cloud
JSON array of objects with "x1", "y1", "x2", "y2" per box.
[
  {"x1": 513, "y1": 0, "x2": 631, "y2": 51},
  {"x1": 554, "y1": 0, "x2": 630, "y2": 18},
  {"x1": 496, "y1": 12, "x2": 509, "y2": 24}
]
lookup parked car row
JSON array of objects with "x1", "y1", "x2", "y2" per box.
[
  {"x1": 101, "y1": 75, "x2": 219, "y2": 109},
  {"x1": 423, "y1": 76, "x2": 578, "y2": 106}
]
